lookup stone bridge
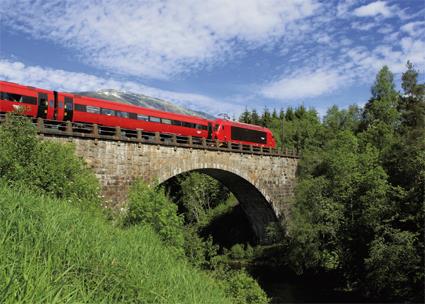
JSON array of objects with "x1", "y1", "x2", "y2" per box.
[{"x1": 50, "y1": 134, "x2": 299, "y2": 242}]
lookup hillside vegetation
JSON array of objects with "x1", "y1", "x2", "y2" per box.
[{"x1": 0, "y1": 185, "x2": 231, "y2": 303}]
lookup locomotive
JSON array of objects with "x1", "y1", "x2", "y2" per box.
[{"x1": 0, "y1": 81, "x2": 276, "y2": 148}]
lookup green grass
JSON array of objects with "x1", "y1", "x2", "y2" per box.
[{"x1": 0, "y1": 184, "x2": 231, "y2": 304}]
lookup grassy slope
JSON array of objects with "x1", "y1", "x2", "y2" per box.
[{"x1": 0, "y1": 185, "x2": 231, "y2": 304}]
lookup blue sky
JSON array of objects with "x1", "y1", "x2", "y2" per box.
[{"x1": 0, "y1": 0, "x2": 424, "y2": 117}]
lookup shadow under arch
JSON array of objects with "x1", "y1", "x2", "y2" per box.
[{"x1": 161, "y1": 168, "x2": 279, "y2": 243}]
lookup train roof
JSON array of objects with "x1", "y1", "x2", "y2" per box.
[
  {"x1": 66, "y1": 93, "x2": 210, "y2": 123},
  {"x1": 215, "y1": 118, "x2": 272, "y2": 132},
  {"x1": 0, "y1": 81, "x2": 210, "y2": 123}
]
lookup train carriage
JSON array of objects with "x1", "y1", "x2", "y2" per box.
[
  {"x1": 213, "y1": 119, "x2": 276, "y2": 148},
  {"x1": 0, "y1": 80, "x2": 276, "y2": 148}
]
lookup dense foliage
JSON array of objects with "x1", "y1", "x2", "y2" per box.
[
  {"x1": 0, "y1": 113, "x2": 100, "y2": 203},
  {"x1": 123, "y1": 181, "x2": 185, "y2": 253},
  {"x1": 240, "y1": 62, "x2": 424, "y2": 301}
]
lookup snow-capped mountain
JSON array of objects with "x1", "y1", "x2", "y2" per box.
[{"x1": 75, "y1": 89, "x2": 214, "y2": 119}]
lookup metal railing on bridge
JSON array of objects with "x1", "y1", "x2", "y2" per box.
[{"x1": 0, "y1": 113, "x2": 299, "y2": 158}]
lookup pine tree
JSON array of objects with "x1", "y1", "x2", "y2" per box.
[
  {"x1": 251, "y1": 109, "x2": 260, "y2": 125},
  {"x1": 279, "y1": 108, "x2": 285, "y2": 120},
  {"x1": 399, "y1": 61, "x2": 425, "y2": 129},
  {"x1": 371, "y1": 65, "x2": 396, "y2": 100},
  {"x1": 261, "y1": 107, "x2": 272, "y2": 127},
  {"x1": 239, "y1": 107, "x2": 251, "y2": 124},
  {"x1": 272, "y1": 109, "x2": 278, "y2": 120},
  {"x1": 295, "y1": 105, "x2": 306, "y2": 119},
  {"x1": 401, "y1": 61, "x2": 424, "y2": 97},
  {"x1": 285, "y1": 107, "x2": 294, "y2": 121},
  {"x1": 362, "y1": 66, "x2": 399, "y2": 130}
]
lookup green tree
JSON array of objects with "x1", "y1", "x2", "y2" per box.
[
  {"x1": 399, "y1": 61, "x2": 425, "y2": 130},
  {"x1": 177, "y1": 172, "x2": 229, "y2": 226},
  {"x1": 261, "y1": 107, "x2": 272, "y2": 128},
  {"x1": 251, "y1": 109, "x2": 260, "y2": 125},
  {"x1": 365, "y1": 228, "x2": 421, "y2": 301},
  {"x1": 279, "y1": 108, "x2": 285, "y2": 120},
  {"x1": 401, "y1": 61, "x2": 425, "y2": 97},
  {"x1": 323, "y1": 105, "x2": 361, "y2": 134},
  {"x1": 239, "y1": 107, "x2": 252, "y2": 124},
  {"x1": 288, "y1": 64, "x2": 424, "y2": 301},
  {"x1": 362, "y1": 66, "x2": 399, "y2": 130},
  {"x1": 285, "y1": 107, "x2": 294, "y2": 121},
  {"x1": 271, "y1": 109, "x2": 278, "y2": 120}
]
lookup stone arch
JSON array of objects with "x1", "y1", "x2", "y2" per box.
[{"x1": 159, "y1": 167, "x2": 279, "y2": 243}]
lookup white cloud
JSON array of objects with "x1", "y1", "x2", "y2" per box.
[
  {"x1": 351, "y1": 21, "x2": 377, "y2": 31},
  {"x1": 0, "y1": 59, "x2": 242, "y2": 116},
  {"x1": 315, "y1": 33, "x2": 332, "y2": 44},
  {"x1": 401, "y1": 21, "x2": 425, "y2": 38},
  {"x1": 261, "y1": 70, "x2": 346, "y2": 100},
  {"x1": 336, "y1": 0, "x2": 358, "y2": 17},
  {"x1": 353, "y1": 1, "x2": 394, "y2": 18},
  {"x1": 377, "y1": 24, "x2": 394, "y2": 34},
  {"x1": 344, "y1": 38, "x2": 425, "y2": 76},
  {"x1": 0, "y1": 0, "x2": 319, "y2": 79}
]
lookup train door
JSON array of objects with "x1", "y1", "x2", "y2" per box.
[
  {"x1": 37, "y1": 92, "x2": 48, "y2": 119},
  {"x1": 63, "y1": 96, "x2": 74, "y2": 121},
  {"x1": 55, "y1": 94, "x2": 66, "y2": 121},
  {"x1": 53, "y1": 91, "x2": 59, "y2": 120},
  {"x1": 207, "y1": 122, "x2": 213, "y2": 139},
  {"x1": 46, "y1": 92, "x2": 55, "y2": 120}
]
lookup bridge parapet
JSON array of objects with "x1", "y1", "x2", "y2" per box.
[{"x1": 0, "y1": 114, "x2": 299, "y2": 158}]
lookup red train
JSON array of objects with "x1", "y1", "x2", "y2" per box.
[{"x1": 0, "y1": 81, "x2": 276, "y2": 148}]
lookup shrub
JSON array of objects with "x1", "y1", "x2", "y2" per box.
[
  {"x1": 245, "y1": 244, "x2": 255, "y2": 258},
  {"x1": 123, "y1": 180, "x2": 185, "y2": 253},
  {"x1": 230, "y1": 244, "x2": 246, "y2": 260},
  {"x1": 0, "y1": 113, "x2": 100, "y2": 203},
  {"x1": 183, "y1": 226, "x2": 219, "y2": 269},
  {"x1": 214, "y1": 268, "x2": 269, "y2": 304}
]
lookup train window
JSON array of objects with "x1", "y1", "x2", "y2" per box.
[
  {"x1": 49, "y1": 100, "x2": 54, "y2": 107},
  {"x1": 101, "y1": 108, "x2": 115, "y2": 116},
  {"x1": 231, "y1": 126, "x2": 267, "y2": 144},
  {"x1": 74, "y1": 104, "x2": 86, "y2": 112},
  {"x1": 59, "y1": 102, "x2": 63, "y2": 109},
  {"x1": 149, "y1": 116, "x2": 161, "y2": 123},
  {"x1": 87, "y1": 106, "x2": 100, "y2": 114},
  {"x1": 172, "y1": 120, "x2": 182, "y2": 126},
  {"x1": 137, "y1": 114, "x2": 148, "y2": 121},
  {"x1": 182, "y1": 122, "x2": 195, "y2": 128},
  {"x1": 64, "y1": 97, "x2": 73, "y2": 110},
  {"x1": 161, "y1": 118, "x2": 171, "y2": 124},
  {"x1": 196, "y1": 124, "x2": 207, "y2": 130},
  {"x1": 116, "y1": 111, "x2": 129, "y2": 118},
  {"x1": 128, "y1": 112, "x2": 137, "y2": 120},
  {"x1": 0, "y1": 92, "x2": 37, "y2": 105},
  {"x1": 1, "y1": 92, "x2": 21, "y2": 102},
  {"x1": 215, "y1": 124, "x2": 220, "y2": 131}
]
